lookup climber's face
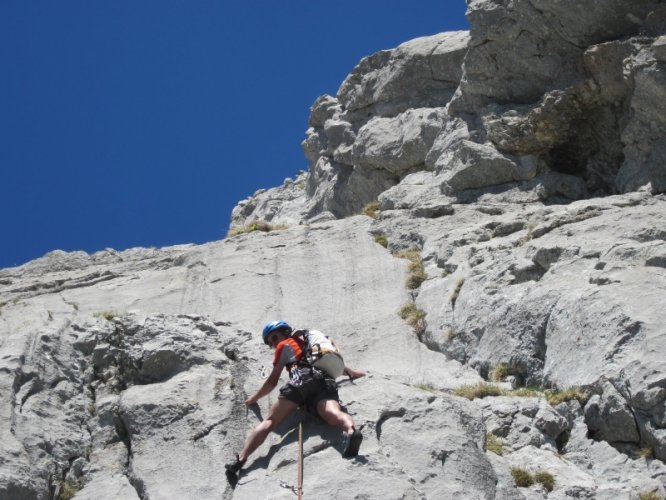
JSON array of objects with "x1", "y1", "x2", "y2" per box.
[{"x1": 267, "y1": 331, "x2": 287, "y2": 348}]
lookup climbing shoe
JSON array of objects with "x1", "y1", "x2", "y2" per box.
[
  {"x1": 342, "y1": 428, "x2": 363, "y2": 458},
  {"x1": 225, "y1": 455, "x2": 245, "y2": 487}
]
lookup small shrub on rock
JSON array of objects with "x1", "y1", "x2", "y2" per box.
[
  {"x1": 534, "y1": 471, "x2": 555, "y2": 492},
  {"x1": 511, "y1": 468, "x2": 534, "y2": 487}
]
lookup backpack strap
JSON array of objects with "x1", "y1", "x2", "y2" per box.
[{"x1": 290, "y1": 329, "x2": 315, "y2": 367}]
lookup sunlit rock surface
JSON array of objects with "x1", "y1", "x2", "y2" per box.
[{"x1": 3, "y1": 0, "x2": 666, "y2": 498}]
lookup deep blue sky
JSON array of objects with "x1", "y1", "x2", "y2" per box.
[{"x1": 1, "y1": 1, "x2": 468, "y2": 269}]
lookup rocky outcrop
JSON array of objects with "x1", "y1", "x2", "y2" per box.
[
  {"x1": 3, "y1": 1, "x2": 666, "y2": 498},
  {"x1": 232, "y1": 0, "x2": 666, "y2": 230},
  {"x1": 231, "y1": 31, "x2": 470, "y2": 226}
]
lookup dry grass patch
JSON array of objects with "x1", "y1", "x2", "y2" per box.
[
  {"x1": 485, "y1": 433, "x2": 505, "y2": 456},
  {"x1": 517, "y1": 222, "x2": 537, "y2": 246},
  {"x1": 414, "y1": 382, "x2": 437, "y2": 393},
  {"x1": 454, "y1": 383, "x2": 544, "y2": 400},
  {"x1": 395, "y1": 249, "x2": 427, "y2": 289},
  {"x1": 512, "y1": 387, "x2": 542, "y2": 398},
  {"x1": 58, "y1": 481, "x2": 81, "y2": 500},
  {"x1": 227, "y1": 220, "x2": 288, "y2": 237},
  {"x1": 363, "y1": 201, "x2": 380, "y2": 219},
  {"x1": 453, "y1": 383, "x2": 504, "y2": 400},
  {"x1": 451, "y1": 277, "x2": 465, "y2": 305},
  {"x1": 490, "y1": 362, "x2": 510, "y2": 382},
  {"x1": 545, "y1": 387, "x2": 589, "y2": 406},
  {"x1": 639, "y1": 491, "x2": 664, "y2": 500},
  {"x1": 399, "y1": 301, "x2": 426, "y2": 335},
  {"x1": 94, "y1": 310, "x2": 118, "y2": 321}
]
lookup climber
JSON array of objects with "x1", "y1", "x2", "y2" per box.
[{"x1": 225, "y1": 320, "x2": 365, "y2": 483}]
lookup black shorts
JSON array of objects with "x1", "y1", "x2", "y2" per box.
[{"x1": 278, "y1": 373, "x2": 339, "y2": 415}]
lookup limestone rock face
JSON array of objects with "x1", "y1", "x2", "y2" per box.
[
  {"x1": 0, "y1": 219, "x2": 488, "y2": 499},
  {"x1": 4, "y1": 195, "x2": 666, "y2": 498},
  {"x1": 4, "y1": 1, "x2": 666, "y2": 498}
]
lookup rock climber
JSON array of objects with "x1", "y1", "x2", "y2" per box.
[{"x1": 225, "y1": 320, "x2": 365, "y2": 484}]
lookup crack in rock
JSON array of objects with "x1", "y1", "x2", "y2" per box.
[
  {"x1": 8, "y1": 271, "x2": 121, "y2": 299},
  {"x1": 376, "y1": 408, "x2": 407, "y2": 441},
  {"x1": 115, "y1": 412, "x2": 147, "y2": 500},
  {"x1": 192, "y1": 418, "x2": 227, "y2": 442}
]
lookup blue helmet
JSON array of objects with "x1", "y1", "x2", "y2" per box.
[{"x1": 262, "y1": 320, "x2": 292, "y2": 345}]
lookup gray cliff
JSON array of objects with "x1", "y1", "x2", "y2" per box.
[{"x1": 2, "y1": 1, "x2": 666, "y2": 499}]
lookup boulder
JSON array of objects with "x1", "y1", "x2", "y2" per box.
[
  {"x1": 338, "y1": 31, "x2": 469, "y2": 115},
  {"x1": 584, "y1": 381, "x2": 640, "y2": 445},
  {"x1": 352, "y1": 108, "x2": 447, "y2": 174}
]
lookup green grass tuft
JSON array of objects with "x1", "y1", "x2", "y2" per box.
[{"x1": 373, "y1": 233, "x2": 388, "y2": 248}]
